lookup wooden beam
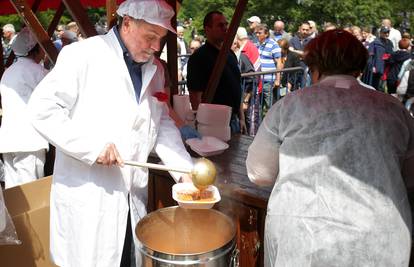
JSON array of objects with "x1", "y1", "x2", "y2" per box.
[
  {"x1": 106, "y1": 0, "x2": 117, "y2": 30},
  {"x1": 8, "y1": 0, "x2": 59, "y2": 64},
  {"x1": 31, "y1": 0, "x2": 41, "y2": 12},
  {"x1": 62, "y1": 0, "x2": 98, "y2": 38},
  {"x1": 166, "y1": 0, "x2": 178, "y2": 97},
  {"x1": 203, "y1": 0, "x2": 248, "y2": 103},
  {"x1": 47, "y1": 1, "x2": 65, "y2": 37}
]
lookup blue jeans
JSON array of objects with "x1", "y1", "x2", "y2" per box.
[
  {"x1": 230, "y1": 114, "x2": 240, "y2": 134},
  {"x1": 260, "y1": 82, "x2": 276, "y2": 118}
]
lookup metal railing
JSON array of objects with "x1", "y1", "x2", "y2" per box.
[
  {"x1": 240, "y1": 66, "x2": 307, "y2": 136},
  {"x1": 177, "y1": 64, "x2": 307, "y2": 136}
]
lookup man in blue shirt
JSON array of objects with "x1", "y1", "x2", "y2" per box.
[{"x1": 255, "y1": 24, "x2": 282, "y2": 116}]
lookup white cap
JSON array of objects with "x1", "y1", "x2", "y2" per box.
[
  {"x1": 11, "y1": 27, "x2": 37, "y2": 56},
  {"x1": 116, "y1": 0, "x2": 176, "y2": 33},
  {"x1": 2, "y1": 23, "x2": 15, "y2": 33},
  {"x1": 236, "y1": 27, "x2": 248, "y2": 39},
  {"x1": 247, "y1": 16, "x2": 261, "y2": 24}
]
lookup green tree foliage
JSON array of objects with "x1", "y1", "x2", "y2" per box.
[
  {"x1": 0, "y1": 1, "x2": 412, "y2": 37},
  {"x1": 0, "y1": 7, "x2": 105, "y2": 35},
  {"x1": 178, "y1": 0, "x2": 414, "y2": 35}
]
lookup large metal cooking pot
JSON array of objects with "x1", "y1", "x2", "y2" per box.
[{"x1": 136, "y1": 206, "x2": 238, "y2": 266}]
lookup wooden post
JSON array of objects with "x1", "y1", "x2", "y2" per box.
[
  {"x1": 9, "y1": 0, "x2": 59, "y2": 64},
  {"x1": 106, "y1": 0, "x2": 117, "y2": 30},
  {"x1": 166, "y1": 0, "x2": 178, "y2": 96},
  {"x1": 47, "y1": 2, "x2": 65, "y2": 37},
  {"x1": 202, "y1": 0, "x2": 248, "y2": 103},
  {"x1": 62, "y1": 0, "x2": 98, "y2": 38}
]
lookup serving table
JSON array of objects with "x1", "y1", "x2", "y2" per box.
[{"x1": 147, "y1": 134, "x2": 272, "y2": 267}]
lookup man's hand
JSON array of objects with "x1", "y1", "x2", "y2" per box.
[
  {"x1": 96, "y1": 143, "x2": 124, "y2": 166},
  {"x1": 179, "y1": 173, "x2": 193, "y2": 183},
  {"x1": 240, "y1": 119, "x2": 247, "y2": 134},
  {"x1": 274, "y1": 80, "x2": 280, "y2": 89}
]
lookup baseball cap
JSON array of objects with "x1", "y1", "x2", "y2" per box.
[
  {"x1": 236, "y1": 27, "x2": 248, "y2": 39},
  {"x1": 247, "y1": 16, "x2": 261, "y2": 24},
  {"x1": 116, "y1": 0, "x2": 176, "y2": 33},
  {"x1": 11, "y1": 27, "x2": 37, "y2": 56},
  {"x1": 380, "y1": 26, "x2": 390, "y2": 33}
]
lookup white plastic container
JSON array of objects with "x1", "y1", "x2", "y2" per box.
[
  {"x1": 196, "y1": 103, "x2": 232, "y2": 126},
  {"x1": 197, "y1": 124, "x2": 231, "y2": 142},
  {"x1": 186, "y1": 136, "x2": 229, "y2": 157},
  {"x1": 172, "y1": 183, "x2": 221, "y2": 209},
  {"x1": 173, "y1": 94, "x2": 191, "y2": 122}
]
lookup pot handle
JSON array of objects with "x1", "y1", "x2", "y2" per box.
[{"x1": 229, "y1": 247, "x2": 240, "y2": 267}]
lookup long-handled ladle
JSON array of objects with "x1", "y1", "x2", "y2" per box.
[{"x1": 124, "y1": 157, "x2": 217, "y2": 189}]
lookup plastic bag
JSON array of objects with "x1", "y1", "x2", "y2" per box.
[{"x1": 0, "y1": 185, "x2": 21, "y2": 245}]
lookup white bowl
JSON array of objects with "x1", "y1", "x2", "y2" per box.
[
  {"x1": 172, "y1": 183, "x2": 221, "y2": 209},
  {"x1": 196, "y1": 103, "x2": 232, "y2": 126},
  {"x1": 197, "y1": 124, "x2": 231, "y2": 142},
  {"x1": 185, "y1": 136, "x2": 229, "y2": 157}
]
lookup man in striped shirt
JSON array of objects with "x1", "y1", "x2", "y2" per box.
[{"x1": 255, "y1": 24, "x2": 282, "y2": 116}]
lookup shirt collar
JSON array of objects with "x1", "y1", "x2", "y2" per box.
[
  {"x1": 113, "y1": 26, "x2": 128, "y2": 54},
  {"x1": 259, "y1": 37, "x2": 271, "y2": 46},
  {"x1": 113, "y1": 26, "x2": 144, "y2": 67}
]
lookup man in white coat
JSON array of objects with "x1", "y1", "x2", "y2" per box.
[
  {"x1": 0, "y1": 27, "x2": 48, "y2": 188},
  {"x1": 28, "y1": 1, "x2": 193, "y2": 266}
]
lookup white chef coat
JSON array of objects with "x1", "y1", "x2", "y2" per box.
[
  {"x1": 247, "y1": 75, "x2": 414, "y2": 266},
  {"x1": 0, "y1": 57, "x2": 48, "y2": 153},
  {"x1": 28, "y1": 28, "x2": 193, "y2": 267},
  {"x1": 0, "y1": 57, "x2": 49, "y2": 187}
]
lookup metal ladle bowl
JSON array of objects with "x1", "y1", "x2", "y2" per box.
[
  {"x1": 123, "y1": 157, "x2": 217, "y2": 189},
  {"x1": 191, "y1": 158, "x2": 217, "y2": 189}
]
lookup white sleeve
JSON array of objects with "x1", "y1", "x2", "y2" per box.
[
  {"x1": 397, "y1": 71, "x2": 409, "y2": 95},
  {"x1": 27, "y1": 45, "x2": 106, "y2": 165},
  {"x1": 154, "y1": 102, "x2": 193, "y2": 182},
  {"x1": 246, "y1": 104, "x2": 281, "y2": 186}
]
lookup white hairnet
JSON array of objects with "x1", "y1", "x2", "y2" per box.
[
  {"x1": 116, "y1": 0, "x2": 176, "y2": 33},
  {"x1": 11, "y1": 27, "x2": 37, "y2": 57},
  {"x1": 2, "y1": 23, "x2": 15, "y2": 33}
]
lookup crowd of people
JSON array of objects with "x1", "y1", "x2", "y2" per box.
[
  {"x1": 174, "y1": 16, "x2": 414, "y2": 136},
  {"x1": 0, "y1": 2, "x2": 414, "y2": 266}
]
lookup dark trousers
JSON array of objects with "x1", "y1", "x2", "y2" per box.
[
  {"x1": 371, "y1": 73, "x2": 382, "y2": 91},
  {"x1": 120, "y1": 210, "x2": 132, "y2": 267}
]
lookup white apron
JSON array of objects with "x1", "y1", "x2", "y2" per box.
[
  {"x1": 247, "y1": 75, "x2": 414, "y2": 266},
  {"x1": 28, "y1": 28, "x2": 192, "y2": 267}
]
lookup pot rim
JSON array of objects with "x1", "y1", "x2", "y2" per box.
[{"x1": 138, "y1": 238, "x2": 236, "y2": 265}]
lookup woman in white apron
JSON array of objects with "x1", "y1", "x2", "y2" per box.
[{"x1": 247, "y1": 29, "x2": 414, "y2": 267}]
